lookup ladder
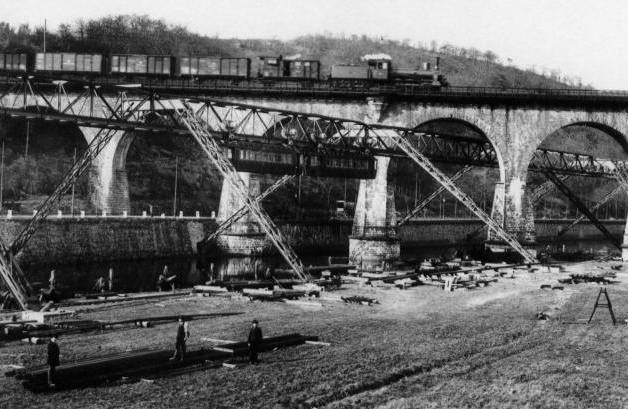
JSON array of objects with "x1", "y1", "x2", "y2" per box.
[
  {"x1": 397, "y1": 165, "x2": 472, "y2": 226},
  {"x1": 587, "y1": 287, "x2": 616, "y2": 325},
  {"x1": 203, "y1": 175, "x2": 295, "y2": 244},
  {"x1": 544, "y1": 170, "x2": 620, "y2": 250},
  {"x1": 390, "y1": 135, "x2": 537, "y2": 263},
  {"x1": 172, "y1": 102, "x2": 310, "y2": 282}
]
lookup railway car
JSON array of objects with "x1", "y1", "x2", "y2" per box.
[
  {"x1": 258, "y1": 56, "x2": 283, "y2": 78},
  {"x1": 178, "y1": 56, "x2": 221, "y2": 76},
  {"x1": 285, "y1": 60, "x2": 320, "y2": 80},
  {"x1": 0, "y1": 53, "x2": 30, "y2": 73},
  {"x1": 219, "y1": 57, "x2": 250, "y2": 78},
  {"x1": 225, "y1": 146, "x2": 300, "y2": 175},
  {"x1": 109, "y1": 54, "x2": 175, "y2": 76},
  {"x1": 178, "y1": 57, "x2": 250, "y2": 78},
  {"x1": 34, "y1": 52, "x2": 104, "y2": 74},
  {"x1": 302, "y1": 154, "x2": 376, "y2": 179}
]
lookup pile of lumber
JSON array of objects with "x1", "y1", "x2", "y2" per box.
[
  {"x1": 557, "y1": 272, "x2": 618, "y2": 285},
  {"x1": 1, "y1": 313, "x2": 242, "y2": 342},
  {"x1": 341, "y1": 295, "x2": 378, "y2": 306},
  {"x1": 9, "y1": 333, "x2": 318, "y2": 391}
]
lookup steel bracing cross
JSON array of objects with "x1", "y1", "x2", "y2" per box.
[
  {"x1": 0, "y1": 93, "x2": 147, "y2": 310},
  {"x1": 556, "y1": 184, "x2": 623, "y2": 238},
  {"x1": 386, "y1": 131, "x2": 537, "y2": 263},
  {"x1": 171, "y1": 101, "x2": 310, "y2": 282},
  {"x1": 202, "y1": 175, "x2": 295, "y2": 245},
  {"x1": 544, "y1": 170, "x2": 621, "y2": 250},
  {"x1": 397, "y1": 165, "x2": 472, "y2": 226},
  {"x1": 465, "y1": 175, "x2": 570, "y2": 242}
]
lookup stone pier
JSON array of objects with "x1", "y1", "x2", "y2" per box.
[
  {"x1": 215, "y1": 172, "x2": 271, "y2": 255},
  {"x1": 349, "y1": 156, "x2": 400, "y2": 268},
  {"x1": 487, "y1": 177, "x2": 537, "y2": 257}
]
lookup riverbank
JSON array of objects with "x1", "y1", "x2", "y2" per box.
[{"x1": 1, "y1": 260, "x2": 628, "y2": 408}]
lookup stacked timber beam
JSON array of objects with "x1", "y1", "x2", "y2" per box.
[
  {"x1": 1, "y1": 313, "x2": 242, "y2": 342},
  {"x1": 9, "y1": 333, "x2": 318, "y2": 391}
]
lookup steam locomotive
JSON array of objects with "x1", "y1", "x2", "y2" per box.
[{"x1": 0, "y1": 51, "x2": 447, "y2": 87}]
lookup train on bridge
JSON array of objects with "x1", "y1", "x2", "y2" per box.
[{"x1": 0, "y1": 51, "x2": 447, "y2": 88}]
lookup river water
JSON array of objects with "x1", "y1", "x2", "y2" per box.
[{"x1": 23, "y1": 240, "x2": 617, "y2": 294}]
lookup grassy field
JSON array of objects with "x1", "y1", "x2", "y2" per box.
[{"x1": 1, "y1": 261, "x2": 628, "y2": 408}]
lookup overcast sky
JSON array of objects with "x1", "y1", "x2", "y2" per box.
[{"x1": 2, "y1": 0, "x2": 627, "y2": 89}]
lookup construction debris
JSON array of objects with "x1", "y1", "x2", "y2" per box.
[
  {"x1": 557, "y1": 272, "x2": 618, "y2": 285},
  {"x1": 341, "y1": 295, "x2": 378, "y2": 306}
]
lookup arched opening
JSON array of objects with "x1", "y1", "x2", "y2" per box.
[
  {"x1": 125, "y1": 111, "x2": 223, "y2": 216},
  {"x1": 0, "y1": 107, "x2": 89, "y2": 214},
  {"x1": 529, "y1": 122, "x2": 628, "y2": 253},
  {"x1": 389, "y1": 117, "x2": 506, "y2": 257},
  {"x1": 394, "y1": 118, "x2": 504, "y2": 218}
]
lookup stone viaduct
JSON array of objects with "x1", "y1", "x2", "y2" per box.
[{"x1": 4, "y1": 90, "x2": 628, "y2": 263}]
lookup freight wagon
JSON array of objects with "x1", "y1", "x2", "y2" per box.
[
  {"x1": 0, "y1": 53, "x2": 29, "y2": 73},
  {"x1": 34, "y1": 53, "x2": 103, "y2": 74},
  {"x1": 178, "y1": 57, "x2": 250, "y2": 78},
  {"x1": 109, "y1": 54, "x2": 175, "y2": 76},
  {"x1": 285, "y1": 60, "x2": 320, "y2": 80}
]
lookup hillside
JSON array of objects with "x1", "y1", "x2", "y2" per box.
[{"x1": 0, "y1": 15, "x2": 617, "y2": 221}]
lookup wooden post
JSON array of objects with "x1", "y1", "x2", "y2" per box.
[{"x1": 108, "y1": 268, "x2": 114, "y2": 291}]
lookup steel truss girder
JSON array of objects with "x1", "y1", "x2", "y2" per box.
[
  {"x1": 202, "y1": 175, "x2": 295, "y2": 245},
  {"x1": 544, "y1": 170, "x2": 621, "y2": 249},
  {"x1": 397, "y1": 166, "x2": 472, "y2": 226},
  {"x1": 1, "y1": 78, "x2": 626, "y2": 176},
  {"x1": 10, "y1": 96, "x2": 148, "y2": 255},
  {"x1": 385, "y1": 130, "x2": 537, "y2": 263},
  {"x1": 556, "y1": 184, "x2": 623, "y2": 238},
  {"x1": 170, "y1": 101, "x2": 310, "y2": 282}
]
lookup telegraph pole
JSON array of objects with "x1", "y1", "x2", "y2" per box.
[
  {"x1": 70, "y1": 147, "x2": 76, "y2": 215},
  {"x1": 172, "y1": 156, "x2": 178, "y2": 216}
]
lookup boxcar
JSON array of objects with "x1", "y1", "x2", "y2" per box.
[
  {"x1": 178, "y1": 56, "x2": 221, "y2": 76},
  {"x1": 109, "y1": 54, "x2": 174, "y2": 76},
  {"x1": 303, "y1": 154, "x2": 376, "y2": 179},
  {"x1": 0, "y1": 53, "x2": 29, "y2": 72},
  {"x1": 220, "y1": 58, "x2": 250, "y2": 78},
  {"x1": 285, "y1": 60, "x2": 320, "y2": 80},
  {"x1": 34, "y1": 53, "x2": 103, "y2": 74}
]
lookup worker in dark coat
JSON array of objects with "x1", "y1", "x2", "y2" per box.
[
  {"x1": 47, "y1": 335, "x2": 60, "y2": 387},
  {"x1": 171, "y1": 316, "x2": 189, "y2": 361},
  {"x1": 247, "y1": 319, "x2": 263, "y2": 364}
]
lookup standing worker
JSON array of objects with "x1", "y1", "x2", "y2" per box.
[
  {"x1": 170, "y1": 316, "x2": 189, "y2": 361},
  {"x1": 247, "y1": 319, "x2": 263, "y2": 365},
  {"x1": 47, "y1": 335, "x2": 60, "y2": 388},
  {"x1": 93, "y1": 276, "x2": 106, "y2": 293}
]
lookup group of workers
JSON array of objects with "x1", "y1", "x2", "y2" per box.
[{"x1": 45, "y1": 318, "x2": 264, "y2": 388}]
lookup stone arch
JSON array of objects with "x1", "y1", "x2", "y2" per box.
[
  {"x1": 538, "y1": 121, "x2": 628, "y2": 158},
  {"x1": 412, "y1": 115, "x2": 506, "y2": 184}
]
